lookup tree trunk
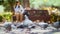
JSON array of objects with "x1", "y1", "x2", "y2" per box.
[{"x1": 23, "y1": 0, "x2": 30, "y2": 8}]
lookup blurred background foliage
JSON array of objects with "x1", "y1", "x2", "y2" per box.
[
  {"x1": 0, "y1": 0, "x2": 23, "y2": 12},
  {"x1": 0, "y1": 0, "x2": 60, "y2": 11},
  {"x1": 0, "y1": 0, "x2": 22, "y2": 22},
  {"x1": 0, "y1": 12, "x2": 12, "y2": 22},
  {"x1": 30, "y1": 0, "x2": 60, "y2": 9},
  {"x1": 0, "y1": 0, "x2": 60, "y2": 12}
]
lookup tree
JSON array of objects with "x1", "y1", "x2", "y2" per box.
[
  {"x1": 3, "y1": 0, "x2": 16, "y2": 12},
  {"x1": 3, "y1": 0, "x2": 23, "y2": 12},
  {"x1": 0, "y1": 0, "x2": 4, "y2": 5}
]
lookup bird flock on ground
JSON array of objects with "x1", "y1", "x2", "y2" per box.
[{"x1": 2, "y1": 15, "x2": 60, "y2": 33}]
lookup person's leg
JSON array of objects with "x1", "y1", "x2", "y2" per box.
[
  {"x1": 20, "y1": 13, "x2": 23, "y2": 22},
  {"x1": 15, "y1": 13, "x2": 19, "y2": 22}
]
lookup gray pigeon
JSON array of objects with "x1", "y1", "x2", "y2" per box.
[
  {"x1": 38, "y1": 21, "x2": 48, "y2": 29},
  {"x1": 53, "y1": 21, "x2": 60, "y2": 30},
  {"x1": 23, "y1": 15, "x2": 35, "y2": 28}
]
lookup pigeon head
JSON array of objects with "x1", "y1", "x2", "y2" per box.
[{"x1": 25, "y1": 15, "x2": 29, "y2": 20}]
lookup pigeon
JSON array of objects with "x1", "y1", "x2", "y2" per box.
[
  {"x1": 17, "y1": 15, "x2": 36, "y2": 29},
  {"x1": 3, "y1": 21, "x2": 12, "y2": 32},
  {"x1": 52, "y1": 21, "x2": 60, "y2": 30},
  {"x1": 23, "y1": 15, "x2": 35, "y2": 28},
  {"x1": 38, "y1": 21, "x2": 48, "y2": 29},
  {"x1": 17, "y1": 23, "x2": 25, "y2": 29},
  {"x1": 3, "y1": 21, "x2": 12, "y2": 28}
]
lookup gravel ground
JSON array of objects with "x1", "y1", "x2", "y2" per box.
[
  {"x1": 0, "y1": 24, "x2": 60, "y2": 34},
  {"x1": 0, "y1": 26, "x2": 60, "y2": 34}
]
